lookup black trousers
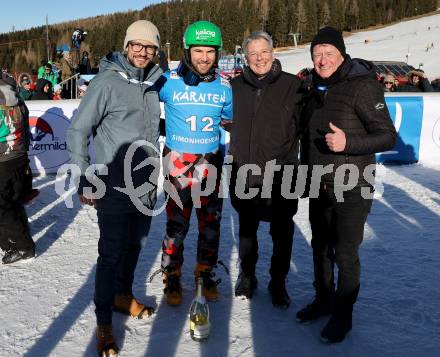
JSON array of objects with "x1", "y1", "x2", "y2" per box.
[
  {"x1": 309, "y1": 185, "x2": 372, "y2": 313},
  {"x1": 94, "y1": 210, "x2": 151, "y2": 325},
  {"x1": 0, "y1": 159, "x2": 34, "y2": 252},
  {"x1": 235, "y1": 195, "x2": 298, "y2": 280}
]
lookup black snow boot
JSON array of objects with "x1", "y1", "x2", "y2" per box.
[
  {"x1": 2, "y1": 246, "x2": 35, "y2": 264},
  {"x1": 235, "y1": 273, "x2": 258, "y2": 299},
  {"x1": 268, "y1": 279, "x2": 291, "y2": 309},
  {"x1": 296, "y1": 297, "x2": 333, "y2": 324},
  {"x1": 320, "y1": 313, "x2": 352, "y2": 343}
]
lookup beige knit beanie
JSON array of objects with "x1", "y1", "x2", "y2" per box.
[{"x1": 123, "y1": 20, "x2": 160, "y2": 50}]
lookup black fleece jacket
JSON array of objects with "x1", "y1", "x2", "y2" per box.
[
  {"x1": 230, "y1": 60, "x2": 302, "y2": 188},
  {"x1": 301, "y1": 56, "x2": 397, "y2": 186}
]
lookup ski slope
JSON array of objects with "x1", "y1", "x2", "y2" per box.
[
  {"x1": 276, "y1": 12, "x2": 440, "y2": 80},
  {"x1": 1, "y1": 13, "x2": 440, "y2": 357}
]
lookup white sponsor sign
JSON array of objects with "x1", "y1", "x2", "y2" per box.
[
  {"x1": 418, "y1": 94, "x2": 440, "y2": 165},
  {"x1": 26, "y1": 100, "x2": 80, "y2": 174}
]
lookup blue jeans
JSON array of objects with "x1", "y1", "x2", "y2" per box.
[{"x1": 94, "y1": 210, "x2": 151, "y2": 325}]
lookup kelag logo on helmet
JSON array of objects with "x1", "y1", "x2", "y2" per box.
[
  {"x1": 28, "y1": 108, "x2": 70, "y2": 172},
  {"x1": 195, "y1": 29, "x2": 216, "y2": 41},
  {"x1": 377, "y1": 96, "x2": 424, "y2": 164}
]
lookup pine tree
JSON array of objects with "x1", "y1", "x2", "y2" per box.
[
  {"x1": 267, "y1": 0, "x2": 289, "y2": 46},
  {"x1": 295, "y1": 0, "x2": 308, "y2": 41},
  {"x1": 317, "y1": 0, "x2": 331, "y2": 28},
  {"x1": 347, "y1": 0, "x2": 360, "y2": 30}
]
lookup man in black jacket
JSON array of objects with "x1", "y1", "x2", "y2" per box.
[
  {"x1": 230, "y1": 31, "x2": 302, "y2": 309},
  {"x1": 296, "y1": 27, "x2": 397, "y2": 343}
]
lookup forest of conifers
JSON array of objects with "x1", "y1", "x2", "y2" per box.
[{"x1": 0, "y1": 0, "x2": 438, "y2": 73}]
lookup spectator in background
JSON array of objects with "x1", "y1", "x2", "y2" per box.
[
  {"x1": 37, "y1": 60, "x2": 46, "y2": 78},
  {"x1": 52, "y1": 84, "x2": 63, "y2": 100},
  {"x1": 393, "y1": 77, "x2": 400, "y2": 91},
  {"x1": 383, "y1": 74, "x2": 395, "y2": 92},
  {"x1": 79, "y1": 51, "x2": 92, "y2": 74},
  {"x1": 71, "y1": 29, "x2": 87, "y2": 70},
  {"x1": 397, "y1": 69, "x2": 434, "y2": 92},
  {"x1": 51, "y1": 62, "x2": 61, "y2": 82},
  {"x1": 0, "y1": 72, "x2": 36, "y2": 264},
  {"x1": 31, "y1": 78, "x2": 52, "y2": 100},
  {"x1": 78, "y1": 83, "x2": 87, "y2": 98},
  {"x1": 72, "y1": 28, "x2": 87, "y2": 50},
  {"x1": 61, "y1": 52, "x2": 74, "y2": 82},
  {"x1": 431, "y1": 78, "x2": 440, "y2": 92},
  {"x1": 38, "y1": 63, "x2": 58, "y2": 87},
  {"x1": 18, "y1": 72, "x2": 32, "y2": 85},
  {"x1": 60, "y1": 51, "x2": 74, "y2": 99},
  {"x1": 18, "y1": 78, "x2": 34, "y2": 101}
]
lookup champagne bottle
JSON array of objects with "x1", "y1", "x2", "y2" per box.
[{"x1": 189, "y1": 277, "x2": 210, "y2": 341}]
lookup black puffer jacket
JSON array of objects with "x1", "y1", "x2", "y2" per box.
[
  {"x1": 31, "y1": 78, "x2": 52, "y2": 100},
  {"x1": 230, "y1": 59, "x2": 302, "y2": 188},
  {"x1": 395, "y1": 78, "x2": 434, "y2": 92},
  {"x1": 301, "y1": 56, "x2": 397, "y2": 187}
]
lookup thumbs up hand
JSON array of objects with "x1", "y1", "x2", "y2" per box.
[{"x1": 325, "y1": 122, "x2": 346, "y2": 152}]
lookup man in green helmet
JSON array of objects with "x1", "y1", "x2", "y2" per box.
[{"x1": 156, "y1": 21, "x2": 232, "y2": 305}]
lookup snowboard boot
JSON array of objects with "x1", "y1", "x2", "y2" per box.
[
  {"x1": 96, "y1": 324, "x2": 119, "y2": 357},
  {"x1": 113, "y1": 294, "x2": 154, "y2": 319},
  {"x1": 235, "y1": 273, "x2": 258, "y2": 299},
  {"x1": 163, "y1": 268, "x2": 182, "y2": 306},
  {"x1": 194, "y1": 263, "x2": 220, "y2": 301},
  {"x1": 268, "y1": 279, "x2": 291, "y2": 309}
]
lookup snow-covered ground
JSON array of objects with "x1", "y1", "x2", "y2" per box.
[
  {"x1": 276, "y1": 12, "x2": 440, "y2": 80},
  {"x1": 1, "y1": 164, "x2": 439, "y2": 357},
  {"x1": 1, "y1": 13, "x2": 440, "y2": 357}
]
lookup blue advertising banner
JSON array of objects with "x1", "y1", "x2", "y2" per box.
[{"x1": 377, "y1": 96, "x2": 424, "y2": 164}]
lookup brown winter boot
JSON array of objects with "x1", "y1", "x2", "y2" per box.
[
  {"x1": 194, "y1": 263, "x2": 219, "y2": 301},
  {"x1": 163, "y1": 267, "x2": 182, "y2": 306},
  {"x1": 113, "y1": 294, "x2": 154, "y2": 319},
  {"x1": 96, "y1": 325, "x2": 119, "y2": 357}
]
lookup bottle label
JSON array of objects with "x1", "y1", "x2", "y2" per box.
[{"x1": 190, "y1": 321, "x2": 210, "y2": 339}]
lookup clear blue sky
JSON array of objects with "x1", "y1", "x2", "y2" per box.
[{"x1": 0, "y1": 0, "x2": 163, "y2": 34}]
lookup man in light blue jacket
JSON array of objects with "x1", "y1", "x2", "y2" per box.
[{"x1": 67, "y1": 20, "x2": 162, "y2": 357}]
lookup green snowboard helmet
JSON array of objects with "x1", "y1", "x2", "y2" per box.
[{"x1": 183, "y1": 21, "x2": 222, "y2": 50}]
